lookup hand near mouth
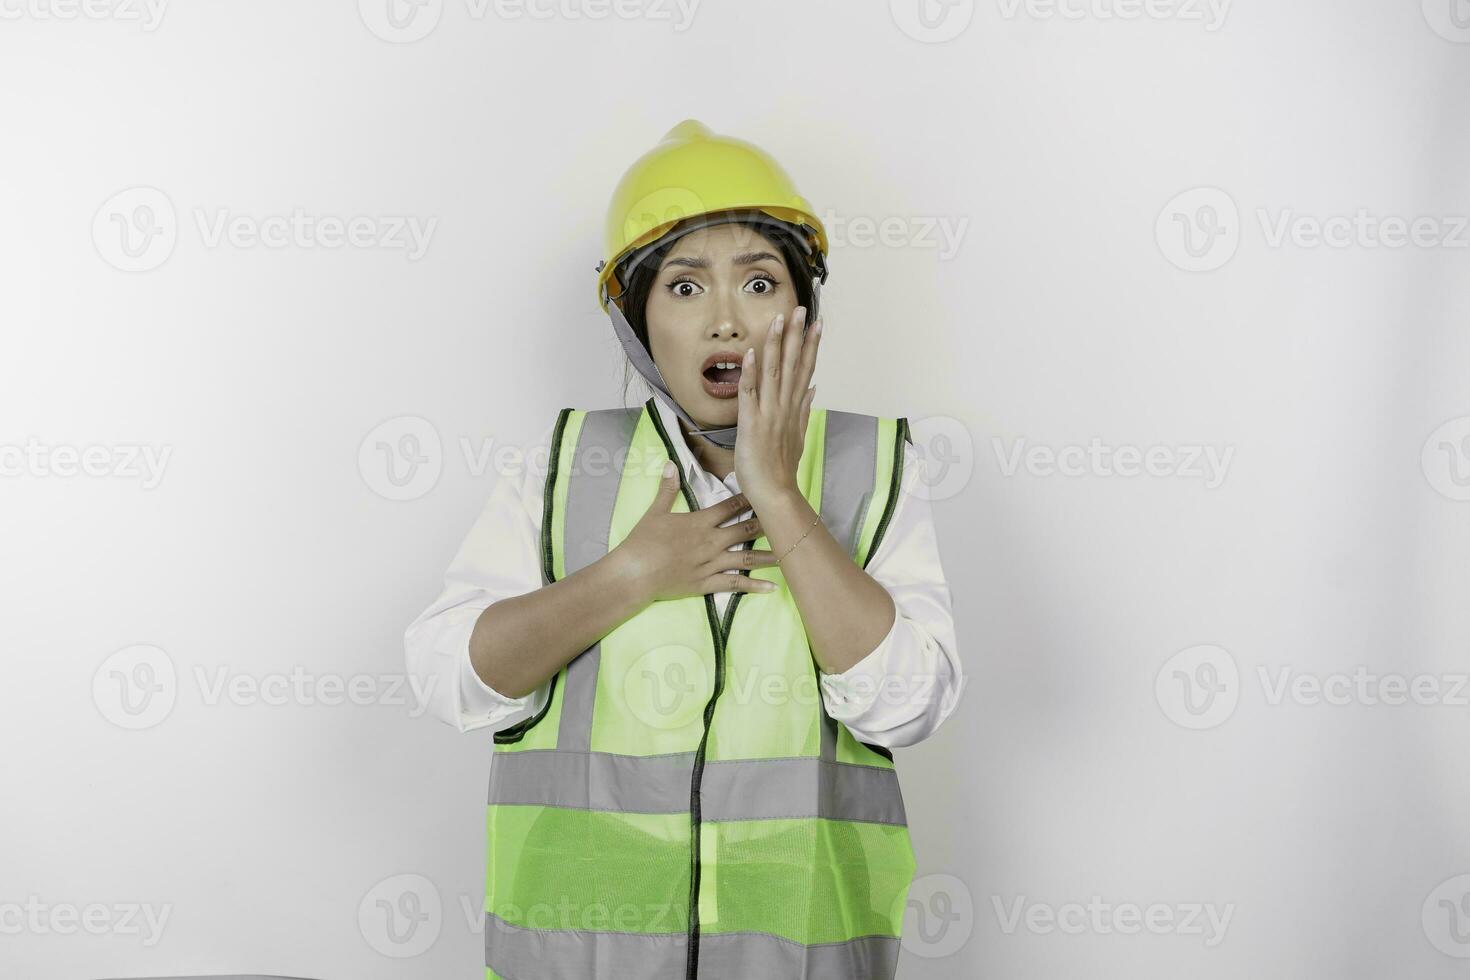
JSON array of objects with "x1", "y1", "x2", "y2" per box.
[{"x1": 734, "y1": 305, "x2": 821, "y2": 511}]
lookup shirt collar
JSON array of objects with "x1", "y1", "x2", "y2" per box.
[
  {"x1": 650, "y1": 394, "x2": 740, "y2": 494},
  {"x1": 652, "y1": 393, "x2": 701, "y2": 477}
]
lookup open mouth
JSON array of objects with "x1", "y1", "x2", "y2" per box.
[{"x1": 700, "y1": 351, "x2": 744, "y2": 399}]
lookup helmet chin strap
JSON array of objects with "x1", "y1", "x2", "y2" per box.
[{"x1": 603, "y1": 275, "x2": 823, "y2": 451}]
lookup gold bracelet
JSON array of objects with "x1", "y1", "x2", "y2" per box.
[{"x1": 775, "y1": 513, "x2": 822, "y2": 565}]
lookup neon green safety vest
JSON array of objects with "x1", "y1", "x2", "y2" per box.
[{"x1": 484, "y1": 396, "x2": 917, "y2": 980}]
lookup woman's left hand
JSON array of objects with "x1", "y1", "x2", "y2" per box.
[{"x1": 734, "y1": 305, "x2": 822, "y2": 510}]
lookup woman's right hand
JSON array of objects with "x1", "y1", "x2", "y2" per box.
[{"x1": 612, "y1": 461, "x2": 779, "y2": 603}]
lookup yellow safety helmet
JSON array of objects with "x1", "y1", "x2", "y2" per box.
[{"x1": 595, "y1": 119, "x2": 829, "y2": 312}]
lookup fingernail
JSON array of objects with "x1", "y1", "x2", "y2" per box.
[
  {"x1": 744, "y1": 347, "x2": 754, "y2": 363},
  {"x1": 760, "y1": 581, "x2": 777, "y2": 592},
  {"x1": 662, "y1": 460, "x2": 674, "y2": 478}
]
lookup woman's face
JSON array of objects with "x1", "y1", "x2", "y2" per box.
[{"x1": 643, "y1": 222, "x2": 799, "y2": 432}]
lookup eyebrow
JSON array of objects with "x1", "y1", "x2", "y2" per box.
[{"x1": 660, "y1": 250, "x2": 780, "y2": 271}]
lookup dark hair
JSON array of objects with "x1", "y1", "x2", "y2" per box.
[{"x1": 616, "y1": 215, "x2": 817, "y2": 406}]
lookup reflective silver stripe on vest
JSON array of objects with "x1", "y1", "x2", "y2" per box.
[
  {"x1": 817, "y1": 409, "x2": 881, "y2": 768},
  {"x1": 556, "y1": 407, "x2": 643, "y2": 753},
  {"x1": 488, "y1": 750, "x2": 906, "y2": 826},
  {"x1": 819, "y1": 410, "x2": 879, "y2": 563},
  {"x1": 485, "y1": 913, "x2": 900, "y2": 980},
  {"x1": 489, "y1": 749, "x2": 696, "y2": 813},
  {"x1": 703, "y1": 756, "x2": 906, "y2": 825}
]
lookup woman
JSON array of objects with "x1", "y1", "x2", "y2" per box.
[{"x1": 404, "y1": 119, "x2": 962, "y2": 980}]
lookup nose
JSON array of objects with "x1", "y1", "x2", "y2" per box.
[{"x1": 708, "y1": 296, "x2": 745, "y2": 342}]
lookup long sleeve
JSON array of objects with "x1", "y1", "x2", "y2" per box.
[
  {"x1": 402, "y1": 422, "x2": 556, "y2": 734},
  {"x1": 816, "y1": 437, "x2": 964, "y2": 749}
]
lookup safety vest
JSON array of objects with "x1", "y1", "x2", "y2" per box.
[{"x1": 484, "y1": 396, "x2": 916, "y2": 980}]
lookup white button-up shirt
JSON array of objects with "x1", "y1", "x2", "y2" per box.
[{"x1": 403, "y1": 396, "x2": 963, "y2": 748}]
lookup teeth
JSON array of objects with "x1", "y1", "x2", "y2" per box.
[{"x1": 712, "y1": 362, "x2": 738, "y2": 369}]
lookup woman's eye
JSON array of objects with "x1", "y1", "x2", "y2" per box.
[
  {"x1": 666, "y1": 278, "x2": 703, "y2": 297},
  {"x1": 745, "y1": 274, "x2": 779, "y2": 295}
]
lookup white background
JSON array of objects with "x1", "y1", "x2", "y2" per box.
[{"x1": 3, "y1": 0, "x2": 1469, "y2": 977}]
